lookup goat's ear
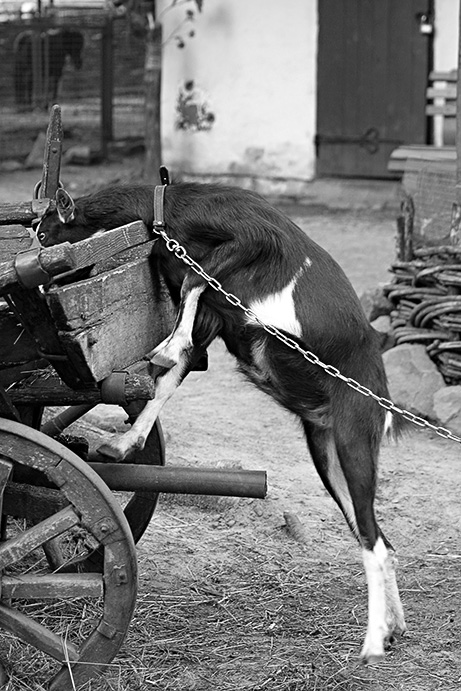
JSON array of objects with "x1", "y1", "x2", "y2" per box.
[{"x1": 55, "y1": 188, "x2": 76, "y2": 224}]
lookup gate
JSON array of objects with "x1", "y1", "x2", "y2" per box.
[{"x1": 0, "y1": 12, "x2": 145, "y2": 163}]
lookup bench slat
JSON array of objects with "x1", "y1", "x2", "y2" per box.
[
  {"x1": 426, "y1": 85, "x2": 457, "y2": 99},
  {"x1": 426, "y1": 103, "x2": 457, "y2": 116},
  {"x1": 429, "y1": 70, "x2": 458, "y2": 82}
]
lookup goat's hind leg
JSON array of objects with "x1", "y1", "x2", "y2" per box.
[
  {"x1": 333, "y1": 422, "x2": 406, "y2": 661},
  {"x1": 304, "y1": 420, "x2": 405, "y2": 662}
]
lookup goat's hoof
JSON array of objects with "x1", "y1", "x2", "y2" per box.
[
  {"x1": 149, "y1": 351, "x2": 177, "y2": 368},
  {"x1": 360, "y1": 642, "x2": 385, "y2": 665},
  {"x1": 96, "y1": 441, "x2": 128, "y2": 462},
  {"x1": 135, "y1": 435, "x2": 146, "y2": 450},
  {"x1": 362, "y1": 652, "x2": 385, "y2": 666}
]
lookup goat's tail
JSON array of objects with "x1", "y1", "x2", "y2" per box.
[{"x1": 384, "y1": 409, "x2": 410, "y2": 442}]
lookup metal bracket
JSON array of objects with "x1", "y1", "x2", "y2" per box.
[
  {"x1": 100, "y1": 371, "x2": 128, "y2": 406},
  {"x1": 31, "y1": 198, "x2": 52, "y2": 219},
  {"x1": 14, "y1": 246, "x2": 50, "y2": 289}
]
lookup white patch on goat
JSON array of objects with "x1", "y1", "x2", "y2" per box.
[
  {"x1": 150, "y1": 285, "x2": 205, "y2": 366},
  {"x1": 383, "y1": 411, "x2": 393, "y2": 435},
  {"x1": 247, "y1": 258, "x2": 311, "y2": 337},
  {"x1": 361, "y1": 537, "x2": 390, "y2": 662}
]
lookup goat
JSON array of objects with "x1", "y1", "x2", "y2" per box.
[{"x1": 36, "y1": 182, "x2": 406, "y2": 662}]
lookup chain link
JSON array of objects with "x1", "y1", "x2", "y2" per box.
[{"x1": 153, "y1": 224, "x2": 461, "y2": 445}]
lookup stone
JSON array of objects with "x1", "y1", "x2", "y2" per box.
[
  {"x1": 63, "y1": 145, "x2": 94, "y2": 165},
  {"x1": 371, "y1": 315, "x2": 391, "y2": 333},
  {"x1": 433, "y1": 386, "x2": 461, "y2": 436},
  {"x1": 371, "y1": 315, "x2": 394, "y2": 352},
  {"x1": 0, "y1": 159, "x2": 23, "y2": 172},
  {"x1": 360, "y1": 285, "x2": 393, "y2": 322},
  {"x1": 383, "y1": 344, "x2": 446, "y2": 420},
  {"x1": 82, "y1": 404, "x2": 128, "y2": 433},
  {"x1": 25, "y1": 132, "x2": 46, "y2": 169}
]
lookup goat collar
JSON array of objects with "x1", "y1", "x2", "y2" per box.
[
  {"x1": 153, "y1": 184, "x2": 166, "y2": 229},
  {"x1": 153, "y1": 166, "x2": 170, "y2": 229}
]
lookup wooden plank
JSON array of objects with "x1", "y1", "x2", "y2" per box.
[
  {"x1": 389, "y1": 145, "x2": 456, "y2": 161},
  {"x1": 0, "y1": 602, "x2": 79, "y2": 662},
  {"x1": 2, "y1": 573, "x2": 104, "y2": 600},
  {"x1": 70, "y1": 221, "x2": 152, "y2": 271},
  {"x1": 46, "y1": 258, "x2": 175, "y2": 381},
  {"x1": 5, "y1": 289, "x2": 94, "y2": 388},
  {"x1": 429, "y1": 70, "x2": 458, "y2": 82},
  {"x1": 388, "y1": 147, "x2": 457, "y2": 174},
  {"x1": 0, "y1": 226, "x2": 33, "y2": 262},
  {"x1": 427, "y1": 85, "x2": 457, "y2": 99},
  {"x1": 0, "y1": 202, "x2": 44, "y2": 226},
  {"x1": 426, "y1": 104, "x2": 457, "y2": 116},
  {"x1": 0, "y1": 505, "x2": 80, "y2": 570}
]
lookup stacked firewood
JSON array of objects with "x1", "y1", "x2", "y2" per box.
[{"x1": 385, "y1": 192, "x2": 461, "y2": 383}]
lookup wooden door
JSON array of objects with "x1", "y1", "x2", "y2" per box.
[{"x1": 316, "y1": 0, "x2": 432, "y2": 177}]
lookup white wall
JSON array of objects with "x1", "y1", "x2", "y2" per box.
[
  {"x1": 434, "y1": 0, "x2": 458, "y2": 70},
  {"x1": 158, "y1": 0, "x2": 318, "y2": 195}
]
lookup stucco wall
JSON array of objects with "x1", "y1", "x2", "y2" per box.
[
  {"x1": 158, "y1": 0, "x2": 317, "y2": 195},
  {"x1": 434, "y1": 0, "x2": 458, "y2": 70}
]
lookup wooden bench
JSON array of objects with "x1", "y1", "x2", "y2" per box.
[{"x1": 388, "y1": 70, "x2": 457, "y2": 174}]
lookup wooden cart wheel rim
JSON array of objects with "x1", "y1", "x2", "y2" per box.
[{"x1": 0, "y1": 417, "x2": 138, "y2": 690}]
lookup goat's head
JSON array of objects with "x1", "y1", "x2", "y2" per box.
[{"x1": 35, "y1": 188, "x2": 90, "y2": 246}]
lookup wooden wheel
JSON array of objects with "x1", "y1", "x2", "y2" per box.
[
  {"x1": 0, "y1": 418, "x2": 138, "y2": 690},
  {"x1": 42, "y1": 401, "x2": 166, "y2": 545}
]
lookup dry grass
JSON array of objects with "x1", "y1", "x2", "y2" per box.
[{"x1": 2, "y1": 495, "x2": 461, "y2": 690}]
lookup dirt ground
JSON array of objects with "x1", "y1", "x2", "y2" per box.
[{"x1": 2, "y1": 161, "x2": 461, "y2": 690}]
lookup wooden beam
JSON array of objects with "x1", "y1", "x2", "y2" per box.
[
  {"x1": 0, "y1": 243, "x2": 75, "y2": 295},
  {"x1": 1, "y1": 573, "x2": 103, "y2": 600},
  {"x1": 8, "y1": 371, "x2": 156, "y2": 406}
]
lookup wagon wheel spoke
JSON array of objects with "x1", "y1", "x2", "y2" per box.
[
  {"x1": 0, "y1": 419, "x2": 138, "y2": 690},
  {"x1": 0, "y1": 601, "x2": 79, "y2": 663},
  {"x1": 0, "y1": 505, "x2": 80, "y2": 570}
]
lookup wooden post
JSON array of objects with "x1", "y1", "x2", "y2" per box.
[
  {"x1": 450, "y1": 3, "x2": 461, "y2": 244},
  {"x1": 40, "y1": 104, "x2": 62, "y2": 198},
  {"x1": 457, "y1": 2, "x2": 461, "y2": 204},
  {"x1": 143, "y1": 18, "x2": 162, "y2": 182},
  {"x1": 101, "y1": 17, "x2": 114, "y2": 159}
]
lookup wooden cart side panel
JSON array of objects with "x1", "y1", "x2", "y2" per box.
[
  {"x1": 45, "y1": 258, "x2": 175, "y2": 381},
  {"x1": 0, "y1": 226, "x2": 34, "y2": 262}
]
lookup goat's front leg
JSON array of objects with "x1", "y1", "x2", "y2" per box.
[{"x1": 96, "y1": 358, "x2": 189, "y2": 461}]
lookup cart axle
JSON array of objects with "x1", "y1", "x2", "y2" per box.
[{"x1": 89, "y1": 463, "x2": 267, "y2": 499}]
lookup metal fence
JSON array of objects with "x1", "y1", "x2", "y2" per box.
[{"x1": 0, "y1": 11, "x2": 145, "y2": 162}]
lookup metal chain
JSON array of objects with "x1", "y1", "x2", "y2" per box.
[{"x1": 152, "y1": 222, "x2": 461, "y2": 445}]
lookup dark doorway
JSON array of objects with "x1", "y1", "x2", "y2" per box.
[{"x1": 316, "y1": 0, "x2": 433, "y2": 177}]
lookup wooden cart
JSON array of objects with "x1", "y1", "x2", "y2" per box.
[{"x1": 0, "y1": 107, "x2": 266, "y2": 689}]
